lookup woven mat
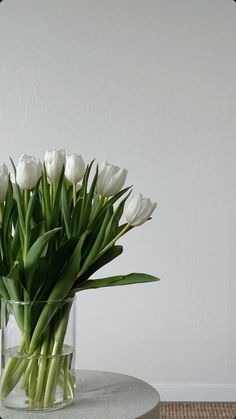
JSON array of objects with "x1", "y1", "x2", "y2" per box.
[{"x1": 160, "y1": 402, "x2": 236, "y2": 419}]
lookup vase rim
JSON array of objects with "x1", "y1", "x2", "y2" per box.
[{"x1": 1, "y1": 297, "x2": 76, "y2": 305}]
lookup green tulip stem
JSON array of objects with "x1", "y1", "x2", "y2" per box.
[
  {"x1": 23, "y1": 189, "x2": 30, "y2": 262},
  {"x1": 0, "y1": 203, "x2": 4, "y2": 224},
  {"x1": 23, "y1": 189, "x2": 29, "y2": 215},
  {"x1": 63, "y1": 355, "x2": 69, "y2": 400},
  {"x1": 98, "y1": 223, "x2": 131, "y2": 258},
  {"x1": 78, "y1": 223, "x2": 131, "y2": 278},
  {"x1": 89, "y1": 195, "x2": 105, "y2": 225},
  {"x1": 34, "y1": 331, "x2": 50, "y2": 405},
  {"x1": 49, "y1": 182, "x2": 56, "y2": 207},
  {"x1": 43, "y1": 306, "x2": 70, "y2": 407},
  {"x1": 0, "y1": 339, "x2": 25, "y2": 396},
  {"x1": 22, "y1": 347, "x2": 40, "y2": 389},
  {"x1": 72, "y1": 182, "x2": 76, "y2": 207},
  {"x1": 49, "y1": 182, "x2": 53, "y2": 206}
]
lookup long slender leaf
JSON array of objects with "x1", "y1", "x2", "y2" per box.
[
  {"x1": 25, "y1": 186, "x2": 39, "y2": 235},
  {"x1": 76, "y1": 273, "x2": 160, "y2": 291},
  {"x1": 70, "y1": 198, "x2": 82, "y2": 236},
  {"x1": 0, "y1": 277, "x2": 10, "y2": 300},
  {"x1": 29, "y1": 221, "x2": 44, "y2": 248},
  {"x1": 77, "y1": 160, "x2": 95, "y2": 235},
  {"x1": 79, "y1": 206, "x2": 113, "y2": 276},
  {"x1": 10, "y1": 158, "x2": 25, "y2": 234},
  {"x1": 76, "y1": 245, "x2": 123, "y2": 284},
  {"x1": 94, "y1": 186, "x2": 132, "y2": 226},
  {"x1": 61, "y1": 182, "x2": 71, "y2": 238},
  {"x1": 29, "y1": 232, "x2": 87, "y2": 353},
  {"x1": 82, "y1": 164, "x2": 98, "y2": 230},
  {"x1": 2, "y1": 178, "x2": 14, "y2": 270},
  {"x1": 24, "y1": 227, "x2": 61, "y2": 295},
  {"x1": 36, "y1": 236, "x2": 79, "y2": 301},
  {"x1": 3, "y1": 262, "x2": 24, "y2": 330},
  {"x1": 103, "y1": 190, "x2": 132, "y2": 247},
  {"x1": 42, "y1": 165, "x2": 52, "y2": 229},
  {"x1": 52, "y1": 167, "x2": 65, "y2": 225}
]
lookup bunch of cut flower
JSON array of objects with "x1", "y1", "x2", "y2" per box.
[{"x1": 0, "y1": 150, "x2": 158, "y2": 409}]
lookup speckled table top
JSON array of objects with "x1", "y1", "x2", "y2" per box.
[{"x1": 0, "y1": 370, "x2": 160, "y2": 419}]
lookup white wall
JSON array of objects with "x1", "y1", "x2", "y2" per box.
[{"x1": 1, "y1": 0, "x2": 236, "y2": 401}]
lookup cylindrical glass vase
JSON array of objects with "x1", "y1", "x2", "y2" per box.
[{"x1": 0, "y1": 298, "x2": 76, "y2": 411}]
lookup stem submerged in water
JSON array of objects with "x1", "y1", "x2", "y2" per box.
[{"x1": 1, "y1": 302, "x2": 74, "y2": 410}]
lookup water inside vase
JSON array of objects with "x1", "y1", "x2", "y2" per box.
[{"x1": 1, "y1": 344, "x2": 76, "y2": 411}]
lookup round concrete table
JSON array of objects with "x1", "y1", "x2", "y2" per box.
[{"x1": 0, "y1": 370, "x2": 160, "y2": 419}]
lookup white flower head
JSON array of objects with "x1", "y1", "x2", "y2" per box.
[
  {"x1": 125, "y1": 193, "x2": 157, "y2": 226},
  {"x1": 16, "y1": 154, "x2": 42, "y2": 190},
  {"x1": 65, "y1": 154, "x2": 86, "y2": 184},
  {"x1": 44, "y1": 149, "x2": 65, "y2": 182},
  {"x1": 97, "y1": 161, "x2": 128, "y2": 197}
]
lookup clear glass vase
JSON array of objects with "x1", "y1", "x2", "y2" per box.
[{"x1": 0, "y1": 297, "x2": 76, "y2": 411}]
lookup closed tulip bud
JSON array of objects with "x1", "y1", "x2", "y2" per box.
[
  {"x1": 44, "y1": 149, "x2": 65, "y2": 182},
  {"x1": 16, "y1": 154, "x2": 42, "y2": 190},
  {"x1": 65, "y1": 154, "x2": 86, "y2": 184},
  {"x1": 97, "y1": 161, "x2": 128, "y2": 197},
  {"x1": 0, "y1": 163, "x2": 9, "y2": 203},
  {"x1": 125, "y1": 193, "x2": 157, "y2": 226}
]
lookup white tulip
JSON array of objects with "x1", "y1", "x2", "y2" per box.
[
  {"x1": 97, "y1": 161, "x2": 128, "y2": 197},
  {"x1": 125, "y1": 193, "x2": 157, "y2": 226},
  {"x1": 0, "y1": 163, "x2": 9, "y2": 203},
  {"x1": 16, "y1": 154, "x2": 42, "y2": 190},
  {"x1": 44, "y1": 149, "x2": 65, "y2": 182},
  {"x1": 65, "y1": 154, "x2": 86, "y2": 184}
]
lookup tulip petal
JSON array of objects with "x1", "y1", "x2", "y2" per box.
[
  {"x1": 97, "y1": 162, "x2": 127, "y2": 197},
  {"x1": 125, "y1": 193, "x2": 157, "y2": 226}
]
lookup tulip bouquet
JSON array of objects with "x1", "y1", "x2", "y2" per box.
[{"x1": 0, "y1": 150, "x2": 158, "y2": 411}]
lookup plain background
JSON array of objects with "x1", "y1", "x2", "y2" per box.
[{"x1": 0, "y1": 0, "x2": 236, "y2": 400}]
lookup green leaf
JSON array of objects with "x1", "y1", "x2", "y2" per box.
[
  {"x1": 0, "y1": 277, "x2": 10, "y2": 300},
  {"x1": 107, "y1": 186, "x2": 132, "y2": 206},
  {"x1": 82, "y1": 164, "x2": 98, "y2": 229},
  {"x1": 88, "y1": 186, "x2": 131, "y2": 234},
  {"x1": 77, "y1": 273, "x2": 160, "y2": 291},
  {"x1": 70, "y1": 198, "x2": 82, "y2": 236},
  {"x1": 28, "y1": 232, "x2": 87, "y2": 353},
  {"x1": 32, "y1": 196, "x2": 43, "y2": 225},
  {"x1": 24, "y1": 227, "x2": 62, "y2": 295},
  {"x1": 3, "y1": 261, "x2": 24, "y2": 330},
  {"x1": 90, "y1": 190, "x2": 100, "y2": 219},
  {"x1": 49, "y1": 231, "x2": 88, "y2": 300},
  {"x1": 103, "y1": 190, "x2": 131, "y2": 246},
  {"x1": 76, "y1": 245, "x2": 123, "y2": 284},
  {"x1": 61, "y1": 182, "x2": 71, "y2": 238},
  {"x1": 3, "y1": 261, "x2": 23, "y2": 302},
  {"x1": 79, "y1": 206, "x2": 113, "y2": 276},
  {"x1": 42, "y1": 165, "x2": 52, "y2": 229},
  {"x1": 9, "y1": 159, "x2": 26, "y2": 235},
  {"x1": 1, "y1": 177, "x2": 14, "y2": 270},
  {"x1": 2, "y1": 177, "x2": 13, "y2": 238},
  {"x1": 25, "y1": 187, "x2": 39, "y2": 235},
  {"x1": 29, "y1": 221, "x2": 44, "y2": 247},
  {"x1": 36, "y1": 236, "x2": 79, "y2": 301},
  {"x1": 77, "y1": 161, "x2": 95, "y2": 235},
  {"x1": 9, "y1": 157, "x2": 17, "y2": 176},
  {"x1": 52, "y1": 167, "x2": 65, "y2": 225},
  {"x1": 29, "y1": 258, "x2": 47, "y2": 302}
]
